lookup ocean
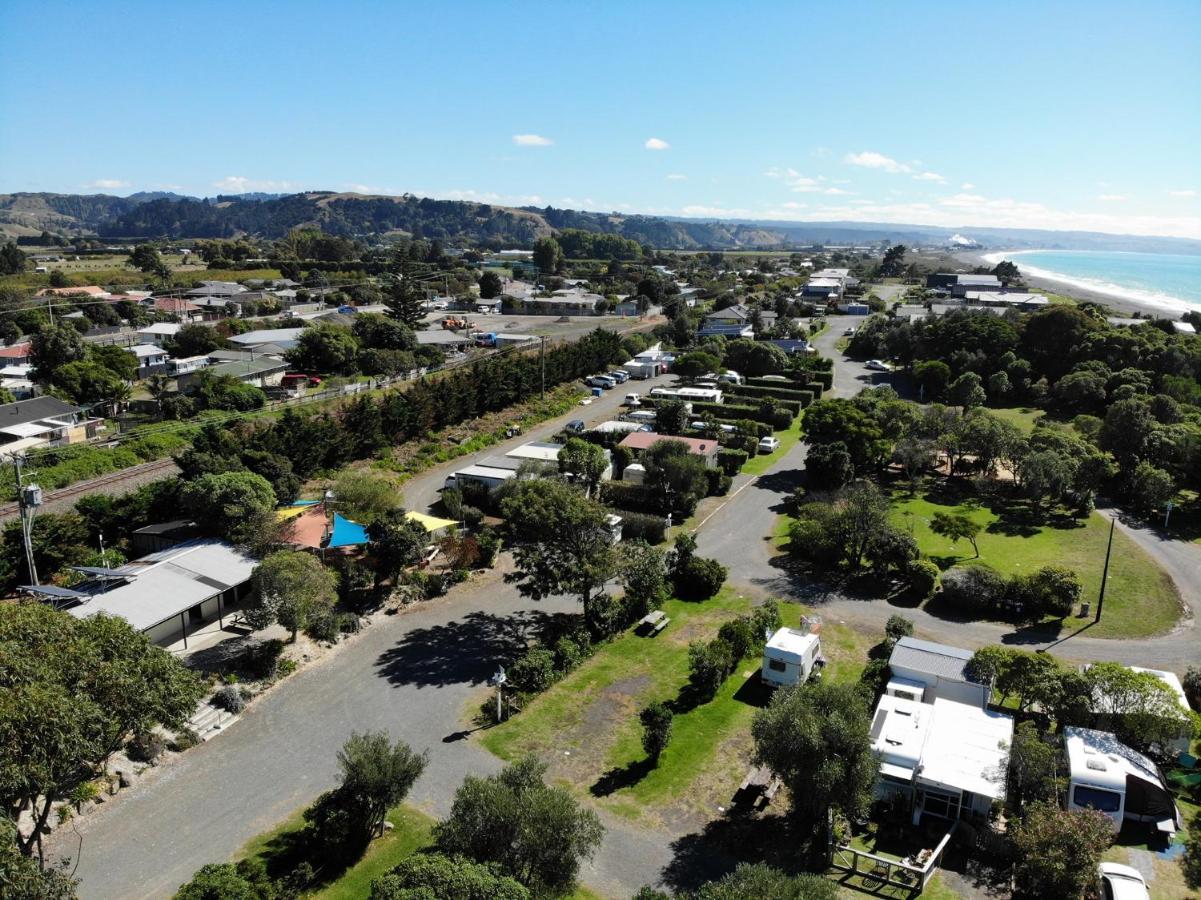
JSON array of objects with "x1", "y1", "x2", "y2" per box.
[{"x1": 981, "y1": 250, "x2": 1201, "y2": 312}]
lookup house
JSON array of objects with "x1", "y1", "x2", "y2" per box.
[
  {"x1": 1172, "y1": 321, "x2": 1197, "y2": 335},
  {"x1": 617, "y1": 431, "x2": 720, "y2": 468},
  {"x1": 926, "y1": 273, "x2": 1005, "y2": 296},
  {"x1": 185, "y1": 281, "x2": 247, "y2": 298},
  {"x1": 35, "y1": 285, "x2": 112, "y2": 298},
  {"x1": 149, "y1": 297, "x2": 204, "y2": 321},
  {"x1": 760, "y1": 627, "x2": 823, "y2": 687},
  {"x1": 505, "y1": 441, "x2": 614, "y2": 480},
  {"x1": 870, "y1": 694, "x2": 1012, "y2": 824},
  {"x1": 704, "y1": 304, "x2": 752, "y2": 328},
  {"x1": 169, "y1": 355, "x2": 210, "y2": 376},
  {"x1": 228, "y1": 328, "x2": 306, "y2": 351},
  {"x1": 137, "y1": 322, "x2": 183, "y2": 344},
  {"x1": 887, "y1": 636, "x2": 991, "y2": 708},
  {"x1": 1065, "y1": 727, "x2": 1180, "y2": 834},
  {"x1": 0, "y1": 396, "x2": 99, "y2": 455},
  {"x1": 21, "y1": 539, "x2": 257, "y2": 648},
  {"x1": 508, "y1": 292, "x2": 605, "y2": 316},
  {"x1": 0, "y1": 366, "x2": 36, "y2": 400},
  {"x1": 962, "y1": 291, "x2": 1048, "y2": 310},
  {"x1": 128, "y1": 344, "x2": 170, "y2": 377},
  {"x1": 0, "y1": 342, "x2": 33, "y2": 366},
  {"x1": 839, "y1": 302, "x2": 871, "y2": 315},
  {"x1": 178, "y1": 356, "x2": 289, "y2": 390}
]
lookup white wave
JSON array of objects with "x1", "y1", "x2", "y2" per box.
[{"x1": 980, "y1": 249, "x2": 1192, "y2": 314}]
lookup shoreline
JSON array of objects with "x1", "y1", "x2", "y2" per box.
[{"x1": 952, "y1": 250, "x2": 1192, "y2": 318}]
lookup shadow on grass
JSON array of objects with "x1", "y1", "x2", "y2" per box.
[
  {"x1": 590, "y1": 758, "x2": 654, "y2": 797},
  {"x1": 732, "y1": 672, "x2": 774, "y2": 708},
  {"x1": 250, "y1": 819, "x2": 366, "y2": 889}
]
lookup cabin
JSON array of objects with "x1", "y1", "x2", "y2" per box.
[
  {"x1": 887, "y1": 636, "x2": 991, "y2": 709},
  {"x1": 617, "y1": 431, "x2": 720, "y2": 468}
]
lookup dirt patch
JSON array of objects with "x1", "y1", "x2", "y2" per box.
[{"x1": 546, "y1": 675, "x2": 652, "y2": 788}]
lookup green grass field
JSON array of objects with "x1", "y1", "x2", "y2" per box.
[
  {"x1": 481, "y1": 589, "x2": 873, "y2": 825},
  {"x1": 986, "y1": 406, "x2": 1043, "y2": 434},
  {"x1": 889, "y1": 487, "x2": 1181, "y2": 638}
]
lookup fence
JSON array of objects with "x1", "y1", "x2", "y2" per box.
[{"x1": 830, "y1": 825, "x2": 955, "y2": 895}]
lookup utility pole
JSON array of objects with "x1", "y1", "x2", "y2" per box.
[
  {"x1": 12, "y1": 456, "x2": 42, "y2": 585},
  {"x1": 539, "y1": 336, "x2": 546, "y2": 403},
  {"x1": 1094, "y1": 514, "x2": 1116, "y2": 624}
]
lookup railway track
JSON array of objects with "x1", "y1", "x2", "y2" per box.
[{"x1": 0, "y1": 457, "x2": 180, "y2": 522}]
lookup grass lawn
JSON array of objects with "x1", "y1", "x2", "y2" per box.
[
  {"x1": 480, "y1": 589, "x2": 874, "y2": 827},
  {"x1": 742, "y1": 412, "x2": 805, "y2": 476},
  {"x1": 889, "y1": 486, "x2": 1182, "y2": 639},
  {"x1": 986, "y1": 405, "x2": 1043, "y2": 434}
]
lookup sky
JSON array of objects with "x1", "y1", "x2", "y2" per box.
[{"x1": 2, "y1": 0, "x2": 1200, "y2": 239}]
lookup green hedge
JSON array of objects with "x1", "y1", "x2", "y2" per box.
[
  {"x1": 717, "y1": 448, "x2": 748, "y2": 475},
  {"x1": 728, "y1": 383, "x2": 814, "y2": 405},
  {"x1": 614, "y1": 510, "x2": 668, "y2": 544}
]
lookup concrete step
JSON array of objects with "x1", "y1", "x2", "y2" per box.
[{"x1": 185, "y1": 699, "x2": 240, "y2": 741}]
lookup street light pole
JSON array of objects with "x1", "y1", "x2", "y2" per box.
[{"x1": 1094, "y1": 515, "x2": 1116, "y2": 624}]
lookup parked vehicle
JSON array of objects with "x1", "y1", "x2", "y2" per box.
[
  {"x1": 587, "y1": 375, "x2": 617, "y2": 389},
  {"x1": 281, "y1": 373, "x2": 322, "y2": 389},
  {"x1": 758, "y1": 436, "x2": 781, "y2": 453},
  {"x1": 1098, "y1": 863, "x2": 1150, "y2": 900},
  {"x1": 865, "y1": 359, "x2": 890, "y2": 371},
  {"x1": 690, "y1": 420, "x2": 737, "y2": 434},
  {"x1": 337, "y1": 305, "x2": 358, "y2": 314},
  {"x1": 843, "y1": 327, "x2": 856, "y2": 336},
  {"x1": 623, "y1": 393, "x2": 642, "y2": 407},
  {"x1": 625, "y1": 410, "x2": 657, "y2": 424},
  {"x1": 608, "y1": 370, "x2": 630, "y2": 384},
  {"x1": 716, "y1": 370, "x2": 743, "y2": 385},
  {"x1": 566, "y1": 419, "x2": 586, "y2": 434}
]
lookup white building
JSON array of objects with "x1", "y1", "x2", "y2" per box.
[
  {"x1": 1065, "y1": 727, "x2": 1180, "y2": 835},
  {"x1": 887, "y1": 636, "x2": 991, "y2": 708},
  {"x1": 760, "y1": 627, "x2": 822, "y2": 688}
]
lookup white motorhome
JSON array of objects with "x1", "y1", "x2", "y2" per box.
[
  {"x1": 443, "y1": 464, "x2": 516, "y2": 492},
  {"x1": 761, "y1": 627, "x2": 822, "y2": 688},
  {"x1": 1065, "y1": 727, "x2": 1180, "y2": 835}
]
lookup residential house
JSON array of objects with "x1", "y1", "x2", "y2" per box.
[
  {"x1": 148, "y1": 297, "x2": 204, "y2": 321},
  {"x1": 228, "y1": 328, "x2": 306, "y2": 351},
  {"x1": 137, "y1": 322, "x2": 183, "y2": 344},
  {"x1": 128, "y1": 344, "x2": 170, "y2": 377},
  {"x1": 508, "y1": 291, "x2": 605, "y2": 316},
  {"x1": 178, "y1": 356, "x2": 289, "y2": 391},
  {"x1": 961, "y1": 291, "x2": 1048, "y2": 310},
  {"x1": 926, "y1": 273, "x2": 1004, "y2": 296},
  {"x1": 0, "y1": 342, "x2": 33, "y2": 366},
  {"x1": 617, "y1": 431, "x2": 720, "y2": 468},
  {"x1": 185, "y1": 281, "x2": 247, "y2": 298},
  {"x1": 0, "y1": 396, "x2": 101, "y2": 456}
]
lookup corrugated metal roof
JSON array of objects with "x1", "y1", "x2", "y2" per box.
[
  {"x1": 66, "y1": 540, "x2": 256, "y2": 632},
  {"x1": 889, "y1": 636, "x2": 975, "y2": 681}
]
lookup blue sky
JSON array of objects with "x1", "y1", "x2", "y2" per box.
[{"x1": 2, "y1": 0, "x2": 1199, "y2": 238}]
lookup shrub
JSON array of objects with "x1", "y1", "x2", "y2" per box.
[
  {"x1": 600, "y1": 481, "x2": 659, "y2": 515},
  {"x1": 616, "y1": 511, "x2": 668, "y2": 544},
  {"x1": 168, "y1": 727, "x2": 201, "y2": 753},
  {"x1": 939, "y1": 565, "x2": 1006, "y2": 616},
  {"x1": 749, "y1": 599, "x2": 782, "y2": 640},
  {"x1": 675, "y1": 556, "x2": 727, "y2": 600},
  {"x1": 305, "y1": 611, "x2": 342, "y2": 643},
  {"x1": 884, "y1": 615, "x2": 914, "y2": 644},
  {"x1": 717, "y1": 448, "x2": 748, "y2": 475},
  {"x1": 640, "y1": 702, "x2": 673, "y2": 764},
  {"x1": 242, "y1": 638, "x2": 285, "y2": 680},
  {"x1": 509, "y1": 648, "x2": 557, "y2": 694},
  {"x1": 213, "y1": 684, "x2": 247, "y2": 714},
  {"x1": 476, "y1": 526, "x2": 502, "y2": 566},
  {"x1": 706, "y1": 469, "x2": 732, "y2": 496},
  {"x1": 552, "y1": 634, "x2": 591, "y2": 673},
  {"x1": 718, "y1": 617, "x2": 757, "y2": 662},
  {"x1": 1010, "y1": 565, "x2": 1082, "y2": 620},
  {"x1": 126, "y1": 730, "x2": 166, "y2": 763},
  {"x1": 814, "y1": 371, "x2": 834, "y2": 391},
  {"x1": 1184, "y1": 667, "x2": 1201, "y2": 711},
  {"x1": 688, "y1": 638, "x2": 734, "y2": 701},
  {"x1": 906, "y1": 558, "x2": 940, "y2": 600},
  {"x1": 461, "y1": 504, "x2": 485, "y2": 529}
]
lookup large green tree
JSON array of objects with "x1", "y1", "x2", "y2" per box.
[
  {"x1": 30, "y1": 323, "x2": 87, "y2": 383},
  {"x1": 365, "y1": 510, "x2": 429, "y2": 588},
  {"x1": 370, "y1": 852, "x2": 528, "y2": 900},
  {"x1": 1010, "y1": 802, "x2": 1112, "y2": 899},
  {"x1": 334, "y1": 731, "x2": 428, "y2": 840},
  {"x1": 558, "y1": 437, "x2": 609, "y2": 498},
  {"x1": 180, "y1": 471, "x2": 276, "y2": 543},
  {"x1": 285, "y1": 325, "x2": 360, "y2": 375},
  {"x1": 434, "y1": 757, "x2": 603, "y2": 895},
  {"x1": 0, "y1": 603, "x2": 204, "y2": 860},
  {"x1": 246, "y1": 550, "x2": 338, "y2": 641},
  {"x1": 531, "y1": 237, "x2": 564, "y2": 274}
]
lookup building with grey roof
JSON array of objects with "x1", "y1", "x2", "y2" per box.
[
  {"x1": 887, "y1": 636, "x2": 990, "y2": 708},
  {"x1": 228, "y1": 328, "x2": 306, "y2": 350}
]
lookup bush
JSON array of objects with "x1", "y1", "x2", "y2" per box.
[
  {"x1": 1010, "y1": 565, "x2": 1082, "y2": 620},
  {"x1": 168, "y1": 727, "x2": 201, "y2": 753},
  {"x1": 242, "y1": 638, "x2": 285, "y2": 680},
  {"x1": 675, "y1": 556, "x2": 727, "y2": 600},
  {"x1": 616, "y1": 511, "x2": 668, "y2": 544},
  {"x1": 213, "y1": 684, "x2": 247, "y2": 713},
  {"x1": 688, "y1": 638, "x2": 734, "y2": 702},
  {"x1": 509, "y1": 647, "x2": 557, "y2": 694},
  {"x1": 717, "y1": 617, "x2": 756, "y2": 661},
  {"x1": 305, "y1": 611, "x2": 342, "y2": 643},
  {"x1": 717, "y1": 448, "x2": 748, "y2": 475},
  {"x1": 126, "y1": 730, "x2": 166, "y2": 763},
  {"x1": 600, "y1": 481, "x2": 659, "y2": 515},
  {"x1": 1184, "y1": 667, "x2": 1201, "y2": 711},
  {"x1": 640, "y1": 702, "x2": 673, "y2": 764},
  {"x1": 939, "y1": 565, "x2": 1006, "y2": 616},
  {"x1": 552, "y1": 633, "x2": 591, "y2": 673},
  {"x1": 476, "y1": 526, "x2": 502, "y2": 566},
  {"x1": 813, "y1": 371, "x2": 834, "y2": 391},
  {"x1": 706, "y1": 468, "x2": 732, "y2": 496},
  {"x1": 906, "y1": 558, "x2": 940, "y2": 599},
  {"x1": 461, "y1": 504, "x2": 485, "y2": 529}
]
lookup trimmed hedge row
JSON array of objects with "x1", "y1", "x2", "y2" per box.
[
  {"x1": 614, "y1": 510, "x2": 668, "y2": 544},
  {"x1": 727, "y1": 383, "x2": 815, "y2": 406}
]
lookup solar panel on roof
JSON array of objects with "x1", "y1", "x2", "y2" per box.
[
  {"x1": 71, "y1": 566, "x2": 135, "y2": 578},
  {"x1": 18, "y1": 584, "x2": 88, "y2": 599}
]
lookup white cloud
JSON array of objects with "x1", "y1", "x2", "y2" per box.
[
  {"x1": 644, "y1": 137, "x2": 670, "y2": 151},
  {"x1": 87, "y1": 178, "x2": 130, "y2": 190},
  {"x1": 912, "y1": 171, "x2": 947, "y2": 183},
  {"x1": 1168, "y1": 189, "x2": 1197, "y2": 198},
  {"x1": 961, "y1": 183, "x2": 975, "y2": 190},
  {"x1": 680, "y1": 204, "x2": 753, "y2": 217},
  {"x1": 1097, "y1": 194, "x2": 1127, "y2": 202},
  {"x1": 512, "y1": 134, "x2": 552, "y2": 146},
  {"x1": 435, "y1": 188, "x2": 545, "y2": 206},
  {"x1": 212, "y1": 176, "x2": 296, "y2": 192},
  {"x1": 844, "y1": 151, "x2": 911, "y2": 174},
  {"x1": 666, "y1": 173, "x2": 688, "y2": 181},
  {"x1": 822, "y1": 187, "x2": 853, "y2": 196},
  {"x1": 764, "y1": 167, "x2": 800, "y2": 179}
]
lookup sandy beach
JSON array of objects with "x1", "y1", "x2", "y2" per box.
[{"x1": 952, "y1": 250, "x2": 1190, "y2": 318}]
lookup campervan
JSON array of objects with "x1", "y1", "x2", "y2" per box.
[
  {"x1": 761, "y1": 628, "x2": 823, "y2": 688},
  {"x1": 1065, "y1": 727, "x2": 1180, "y2": 835}
]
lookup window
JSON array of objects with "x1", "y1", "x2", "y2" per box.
[
  {"x1": 1072, "y1": 785, "x2": 1121, "y2": 813},
  {"x1": 768, "y1": 659, "x2": 787, "y2": 673}
]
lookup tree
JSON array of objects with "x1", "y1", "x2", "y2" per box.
[
  {"x1": 1129, "y1": 460, "x2": 1175, "y2": 514},
  {"x1": 165, "y1": 323, "x2": 224, "y2": 358},
  {"x1": 654, "y1": 399, "x2": 690, "y2": 436},
  {"x1": 0, "y1": 603, "x2": 204, "y2": 861},
  {"x1": 370, "y1": 852, "x2": 529, "y2": 900},
  {"x1": 352, "y1": 314, "x2": 417, "y2": 351},
  {"x1": 1082, "y1": 662, "x2": 1192, "y2": 752},
  {"x1": 723, "y1": 339, "x2": 788, "y2": 376},
  {"x1": 1012, "y1": 565, "x2": 1081, "y2": 620},
  {"x1": 286, "y1": 325, "x2": 360, "y2": 374},
  {"x1": 639, "y1": 701, "x2": 673, "y2": 764},
  {"x1": 478, "y1": 270, "x2": 504, "y2": 299},
  {"x1": 501, "y1": 480, "x2": 617, "y2": 637},
  {"x1": 645, "y1": 439, "x2": 709, "y2": 517},
  {"x1": 805, "y1": 441, "x2": 854, "y2": 490},
  {"x1": 0, "y1": 818, "x2": 78, "y2": 898},
  {"x1": 558, "y1": 437, "x2": 608, "y2": 498},
  {"x1": 532, "y1": 237, "x2": 564, "y2": 274},
  {"x1": 913, "y1": 360, "x2": 952, "y2": 400},
  {"x1": 992, "y1": 259, "x2": 1021, "y2": 284},
  {"x1": 1006, "y1": 721, "x2": 1061, "y2": 813},
  {"x1": 30, "y1": 323, "x2": 87, "y2": 382},
  {"x1": 0, "y1": 242, "x2": 27, "y2": 276},
  {"x1": 691, "y1": 863, "x2": 837, "y2": 900},
  {"x1": 1021, "y1": 449, "x2": 1074, "y2": 511},
  {"x1": 434, "y1": 756, "x2": 603, "y2": 895},
  {"x1": 385, "y1": 261, "x2": 425, "y2": 327},
  {"x1": 752, "y1": 682, "x2": 876, "y2": 831},
  {"x1": 128, "y1": 244, "x2": 171, "y2": 281},
  {"x1": 688, "y1": 639, "x2": 734, "y2": 701},
  {"x1": 366, "y1": 510, "x2": 429, "y2": 588},
  {"x1": 930, "y1": 512, "x2": 981, "y2": 558},
  {"x1": 832, "y1": 482, "x2": 890, "y2": 569},
  {"x1": 949, "y1": 371, "x2": 986, "y2": 410},
  {"x1": 878, "y1": 244, "x2": 907, "y2": 277},
  {"x1": 619, "y1": 540, "x2": 669, "y2": 616},
  {"x1": 804, "y1": 399, "x2": 889, "y2": 473},
  {"x1": 335, "y1": 731, "x2": 428, "y2": 840},
  {"x1": 332, "y1": 469, "x2": 401, "y2": 523},
  {"x1": 180, "y1": 471, "x2": 276, "y2": 543},
  {"x1": 52, "y1": 360, "x2": 126, "y2": 404},
  {"x1": 247, "y1": 550, "x2": 338, "y2": 641},
  {"x1": 1010, "y1": 802, "x2": 1112, "y2": 899},
  {"x1": 673, "y1": 350, "x2": 722, "y2": 379},
  {"x1": 145, "y1": 373, "x2": 172, "y2": 417},
  {"x1": 173, "y1": 861, "x2": 274, "y2": 900}
]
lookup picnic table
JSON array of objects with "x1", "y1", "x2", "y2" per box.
[
  {"x1": 638, "y1": 610, "x2": 671, "y2": 635},
  {"x1": 737, "y1": 764, "x2": 783, "y2": 808}
]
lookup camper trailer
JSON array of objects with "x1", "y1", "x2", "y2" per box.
[
  {"x1": 760, "y1": 628, "x2": 822, "y2": 688},
  {"x1": 1065, "y1": 727, "x2": 1180, "y2": 835}
]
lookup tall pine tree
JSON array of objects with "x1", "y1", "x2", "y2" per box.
[{"x1": 386, "y1": 259, "x2": 425, "y2": 326}]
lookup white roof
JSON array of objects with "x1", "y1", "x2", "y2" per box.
[
  {"x1": 455, "y1": 464, "x2": 517, "y2": 481},
  {"x1": 0, "y1": 421, "x2": 54, "y2": 438},
  {"x1": 764, "y1": 627, "x2": 819, "y2": 663},
  {"x1": 1130, "y1": 667, "x2": 1191, "y2": 710},
  {"x1": 65, "y1": 540, "x2": 257, "y2": 632},
  {"x1": 130, "y1": 344, "x2": 167, "y2": 359},
  {"x1": 1065, "y1": 727, "x2": 1163, "y2": 793},
  {"x1": 505, "y1": 442, "x2": 563, "y2": 462},
  {"x1": 138, "y1": 323, "x2": 182, "y2": 336},
  {"x1": 870, "y1": 695, "x2": 1012, "y2": 799},
  {"x1": 229, "y1": 328, "x2": 306, "y2": 346}
]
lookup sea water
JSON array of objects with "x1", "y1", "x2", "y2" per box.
[{"x1": 981, "y1": 250, "x2": 1201, "y2": 312}]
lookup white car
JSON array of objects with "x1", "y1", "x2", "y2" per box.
[
  {"x1": 623, "y1": 393, "x2": 642, "y2": 407},
  {"x1": 843, "y1": 327, "x2": 856, "y2": 336},
  {"x1": 865, "y1": 359, "x2": 890, "y2": 372},
  {"x1": 1098, "y1": 862, "x2": 1150, "y2": 900},
  {"x1": 758, "y1": 436, "x2": 781, "y2": 453}
]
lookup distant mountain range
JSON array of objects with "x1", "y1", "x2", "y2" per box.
[{"x1": 1, "y1": 190, "x2": 1198, "y2": 255}]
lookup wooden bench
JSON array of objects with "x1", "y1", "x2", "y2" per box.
[
  {"x1": 638, "y1": 610, "x2": 670, "y2": 635},
  {"x1": 651, "y1": 616, "x2": 670, "y2": 635}
]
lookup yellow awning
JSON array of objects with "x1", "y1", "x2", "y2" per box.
[
  {"x1": 405, "y1": 511, "x2": 458, "y2": 533},
  {"x1": 276, "y1": 502, "x2": 322, "y2": 522}
]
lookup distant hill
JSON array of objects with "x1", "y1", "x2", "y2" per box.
[{"x1": 1, "y1": 190, "x2": 1198, "y2": 254}]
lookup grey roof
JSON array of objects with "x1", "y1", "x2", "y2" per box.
[
  {"x1": 0, "y1": 396, "x2": 83, "y2": 428},
  {"x1": 955, "y1": 274, "x2": 1001, "y2": 285},
  {"x1": 416, "y1": 330, "x2": 470, "y2": 345},
  {"x1": 64, "y1": 539, "x2": 257, "y2": 632},
  {"x1": 889, "y1": 636, "x2": 976, "y2": 682},
  {"x1": 204, "y1": 357, "x2": 289, "y2": 379},
  {"x1": 229, "y1": 328, "x2": 306, "y2": 346}
]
